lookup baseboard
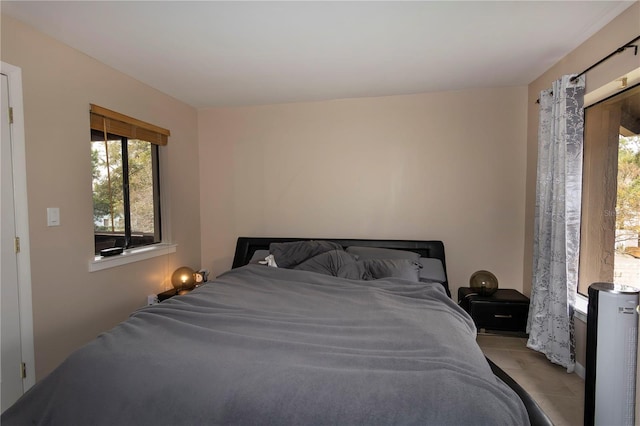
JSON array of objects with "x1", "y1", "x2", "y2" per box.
[{"x1": 574, "y1": 361, "x2": 585, "y2": 379}]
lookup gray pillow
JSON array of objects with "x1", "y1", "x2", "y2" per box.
[
  {"x1": 270, "y1": 240, "x2": 343, "y2": 269},
  {"x1": 336, "y1": 262, "x2": 368, "y2": 280},
  {"x1": 360, "y1": 258, "x2": 420, "y2": 281},
  {"x1": 345, "y1": 246, "x2": 420, "y2": 262},
  {"x1": 249, "y1": 250, "x2": 270, "y2": 264},
  {"x1": 419, "y1": 258, "x2": 446, "y2": 283},
  {"x1": 294, "y1": 250, "x2": 357, "y2": 276}
]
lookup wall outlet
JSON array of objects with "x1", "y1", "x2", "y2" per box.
[{"x1": 147, "y1": 294, "x2": 159, "y2": 306}]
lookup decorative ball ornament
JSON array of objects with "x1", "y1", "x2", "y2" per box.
[
  {"x1": 171, "y1": 266, "x2": 196, "y2": 294},
  {"x1": 470, "y1": 270, "x2": 499, "y2": 296}
]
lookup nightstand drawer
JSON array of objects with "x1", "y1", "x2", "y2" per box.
[
  {"x1": 469, "y1": 302, "x2": 529, "y2": 332},
  {"x1": 458, "y1": 287, "x2": 530, "y2": 333}
]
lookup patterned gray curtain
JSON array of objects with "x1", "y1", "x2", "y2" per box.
[{"x1": 527, "y1": 74, "x2": 585, "y2": 372}]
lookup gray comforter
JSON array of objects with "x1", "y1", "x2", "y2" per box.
[{"x1": 2, "y1": 265, "x2": 529, "y2": 425}]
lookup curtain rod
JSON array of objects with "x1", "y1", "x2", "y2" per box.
[
  {"x1": 569, "y1": 35, "x2": 640, "y2": 83},
  {"x1": 536, "y1": 35, "x2": 639, "y2": 104}
]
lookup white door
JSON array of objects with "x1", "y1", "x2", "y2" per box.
[
  {"x1": 0, "y1": 62, "x2": 35, "y2": 413},
  {"x1": 1, "y1": 71, "x2": 26, "y2": 412}
]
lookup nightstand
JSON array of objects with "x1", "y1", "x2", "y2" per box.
[
  {"x1": 157, "y1": 288, "x2": 193, "y2": 302},
  {"x1": 458, "y1": 287, "x2": 530, "y2": 333}
]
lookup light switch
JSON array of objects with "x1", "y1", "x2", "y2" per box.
[{"x1": 47, "y1": 207, "x2": 60, "y2": 227}]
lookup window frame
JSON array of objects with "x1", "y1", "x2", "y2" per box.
[
  {"x1": 91, "y1": 131, "x2": 163, "y2": 255},
  {"x1": 88, "y1": 104, "x2": 173, "y2": 271},
  {"x1": 89, "y1": 243, "x2": 176, "y2": 272},
  {"x1": 578, "y1": 82, "x2": 640, "y2": 296}
]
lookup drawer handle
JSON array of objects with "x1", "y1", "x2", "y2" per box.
[{"x1": 494, "y1": 314, "x2": 513, "y2": 319}]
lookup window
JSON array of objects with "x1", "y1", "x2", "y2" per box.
[
  {"x1": 89, "y1": 105, "x2": 169, "y2": 256},
  {"x1": 578, "y1": 84, "x2": 640, "y2": 295}
]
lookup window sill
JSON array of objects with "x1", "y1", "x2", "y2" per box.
[
  {"x1": 89, "y1": 243, "x2": 177, "y2": 272},
  {"x1": 575, "y1": 293, "x2": 588, "y2": 323}
]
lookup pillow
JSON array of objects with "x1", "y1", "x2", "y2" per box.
[
  {"x1": 336, "y1": 261, "x2": 368, "y2": 280},
  {"x1": 269, "y1": 240, "x2": 343, "y2": 269},
  {"x1": 360, "y1": 258, "x2": 420, "y2": 281},
  {"x1": 419, "y1": 258, "x2": 446, "y2": 283},
  {"x1": 294, "y1": 250, "x2": 357, "y2": 276},
  {"x1": 249, "y1": 250, "x2": 270, "y2": 264},
  {"x1": 345, "y1": 246, "x2": 420, "y2": 262}
]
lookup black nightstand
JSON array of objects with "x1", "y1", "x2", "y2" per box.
[
  {"x1": 458, "y1": 287, "x2": 530, "y2": 333},
  {"x1": 157, "y1": 288, "x2": 193, "y2": 302}
]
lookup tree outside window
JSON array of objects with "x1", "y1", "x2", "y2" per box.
[{"x1": 91, "y1": 131, "x2": 160, "y2": 255}]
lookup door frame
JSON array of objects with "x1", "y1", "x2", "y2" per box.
[{"x1": 1, "y1": 61, "x2": 35, "y2": 392}]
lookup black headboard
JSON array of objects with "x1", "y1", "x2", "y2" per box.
[{"x1": 232, "y1": 237, "x2": 449, "y2": 296}]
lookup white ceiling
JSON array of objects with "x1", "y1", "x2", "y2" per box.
[{"x1": 2, "y1": 1, "x2": 636, "y2": 108}]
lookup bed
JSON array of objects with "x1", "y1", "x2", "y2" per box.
[{"x1": 2, "y1": 237, "x2": 551, "y2": 425}]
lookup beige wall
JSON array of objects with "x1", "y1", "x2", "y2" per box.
[
  {"x1": 1, "y1": 15, "x2": 201, "y2": 379},
  {"x1": 524, "y1": 2, "x2": 640, "y2": 369},
  {"x1": 198, "y1": 86, "x2": 528, "y2": 299}
]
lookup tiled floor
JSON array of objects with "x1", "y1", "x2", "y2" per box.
[{"x1": 476, "y1": 333, "x2": 585, "y2": 426}]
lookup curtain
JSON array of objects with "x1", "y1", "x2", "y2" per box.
[{"x1": 527, "y1": 74, "x2": 585, "y2": 372}]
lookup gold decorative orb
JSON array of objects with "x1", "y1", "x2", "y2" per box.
[
  {"x1": 470, "y1": 270, "x2": 498, "y2": 296},
  {"x1": 171, "y1": 266, "x2": 196, "y2": 292}
]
